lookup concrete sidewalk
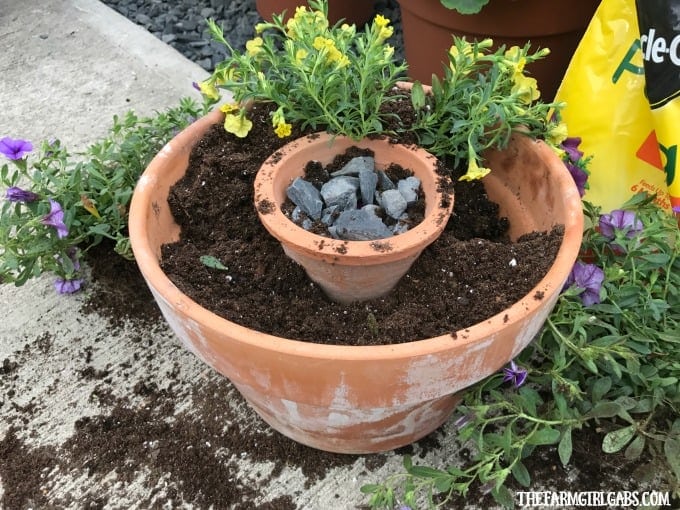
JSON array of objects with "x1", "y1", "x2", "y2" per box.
[{"x1": 0, "y1": 1, "x2": 653, "y2": 509}]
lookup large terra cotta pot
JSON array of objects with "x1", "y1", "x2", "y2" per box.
[
  {"x1": 128, "y1": 109, "x2": 584, "y2": 454},
  {"x1": 253, "y1": 132, "x2": 454, "y2": 303},
  {"x1": 397, "y1": 0, "x2": 601, "y2": 102},
  {"x1": 256, "y1": 0, "x2": 376, "y2": 26}
]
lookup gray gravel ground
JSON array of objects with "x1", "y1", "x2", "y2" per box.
[{"x1": 100, "y1": 0, "x2": 404, "y2": 71}]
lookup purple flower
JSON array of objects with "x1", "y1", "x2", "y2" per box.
[
  {"x1": 561, "y1": 137, "x2": 584, "y2": 163},
  {"x1": 192, "y1": 81, "x2": 201, "y2": 91},
  {"x1": 674, "y1": 205, "x2": 680, "y2": 214},
  {"x1": 453, "y1": 413, "x2": 474, "y2": 429},
  {"x1": 41, "y1": 199, "x2": 69, "y2": 239},
  {"x1": 396, "y1": 506, "x2": 413, "y2": 510},
  {"x1": 565, "y1": 261, "x2": 604, "y2": 306},
  {"x1": 565, "y1": 161, "x2": 588, "y2": 197},
  {"x1": 599, "y1": 210, "x2": 643, "y2": 240},
  {"x1": 5, "y1": 186, "x2": 39, "y2": 203},
  {"x1": 54, "y1": 277, "x2": 83, "y2": 294},
  {"x1": 0, "y1": 137, "x2": 33, "y2": 160},
  {"x1": 502, "y1": 360, "x2": 527, "y2": 388}
]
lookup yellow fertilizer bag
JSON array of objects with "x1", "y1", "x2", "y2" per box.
[{"x1": 555, "y1": 0, "x2": 679, "y2": 214}]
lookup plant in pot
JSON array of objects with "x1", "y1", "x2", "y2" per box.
[
  {"x1": 128, "y1": 0, "x2": 583, "y2": 454},
  {"x1": 397, "y1": 0, "x2": 601, "y2": 101}
]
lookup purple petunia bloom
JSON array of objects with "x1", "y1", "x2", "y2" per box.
[
  {"x1": 565, "y1": 161, "x2": 588, "y2": 197},
  {"x1": 54, "y1": 277, "x2": 83, "y2": 294},
  {"x1": 599, "y1": 210, "x2": 643, "y2": 240},
  {"x1": 41, "y1": 199, "x2": 69, "y2": 239},
  {"x1": 502, "y1": 360, "x2": 528, "y2": 388},
  {"x1": 674, "y1": 205, "x2": 680, "y2": 213},
  {"x1": 0, "y1": 137, "x2": 33, "y2": 160},
  {"x1": 5, "y1": 186, "x2": 39, "y2": 203},
  {"x1": 564, "y1": 261, "x2": 604, "y2": 306},
  {"x1": 561, "y1": 137, "x2": 584, "y2": 163}
]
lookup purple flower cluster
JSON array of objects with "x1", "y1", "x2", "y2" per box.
[
  {"x1": 0, "y1": 137, "x2": 33, "y2": 160},
  {"x1": 598, "y1": 209, "x2": 643, "y2": 240},
  {"x1": 560, "y1": 137, "x2": 588, "y2": 197},
  {"x1": 565, "y1": 261, "x2": 604, "y2": 306}
]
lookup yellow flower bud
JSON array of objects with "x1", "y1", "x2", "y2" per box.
[{"x1": 546, "y1": 122, "x2": 569, "y2": 146}]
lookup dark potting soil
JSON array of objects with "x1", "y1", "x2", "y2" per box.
[{"x1": 160, "y1": 101, "x2": 563, "y2": 346}]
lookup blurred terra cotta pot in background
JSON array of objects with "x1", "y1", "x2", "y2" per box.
[
  {"x1": 256, "y1": 0, "x2": 376, "y2": 26},
  {"x1": 253, "y1": 132, "x2": 454, "y2": 303},
  {"x1": 397, "y1": 0, "x2": 601, "y2": 102},
  {"x1": 128, "y1": 108, "x2": 584, "y2": 454}
]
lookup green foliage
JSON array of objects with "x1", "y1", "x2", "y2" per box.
[
  {"x1": 440, "y1": 0, "x2": 491, "y2": 14},
  {"x1": 409, "y1": 39, "x2": 558, "y2": 180},
  {"x1": 0, "y1": 97, "x2": 210, "y2": 288},
  {"x1": 361, "y1": 194, "x2": 680, "y2": 508},
  {"x1": 201, "y1": 0, "x2": 559, "y2": 182},
  {"x1": 205, "y1": 0, "x2": 407, "y2": 140}
]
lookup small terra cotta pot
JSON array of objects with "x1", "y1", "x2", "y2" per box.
[
  {"x1": 129, "y1": 109, "x2": 584, "y2": 454},
  {"x1": 253, "y1": 133, "x2": 453, "y2": 303}
]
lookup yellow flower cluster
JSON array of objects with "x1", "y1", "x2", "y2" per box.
[
  {"x1": 373, "y1": 14, "x2": 393, "y2": 43},
  {"x1": 312, "y1": 36, "x2": 349, "y2": 68}
]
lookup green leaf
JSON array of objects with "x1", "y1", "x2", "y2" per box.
[
  {"x1": 527, "y1": 427, "x2": 560, "y2": 445},
  {"x1": 591, "y1": 377, "x2": 612, "y2": 402},
  {"x1": 587, "y1": 401, "x2": 622, "y2": 419},
  {"x1": 410, "y1": 82, "x2": 426, "y2": 109},
  {"x1": 492, "y1": 485, "x2": 515, "y2": 509},
  {"x1": 408, "y1": 466, "x2": 447, "y2": 478},
  {"x1": 200, "y1": 255, "x2": 228, "y2": 271},
  {"x1": 359, "y1": 484, "x2": 380, "y2": 494},
  {"x1": 602, "y1": 425, "x2": 635, "y2": 453},
  {"x1": 558, "y1": 429, "x2": 573, "y2": 466},
  {"x1": 511, "y1": 461, "x2": 531, "y2": 487},
  {"x1": 624, "y1": 435, "x2": 645, "y2": 460},
  {"x1": 664, "y1": 438, "x2": 680, "y2": 479}
]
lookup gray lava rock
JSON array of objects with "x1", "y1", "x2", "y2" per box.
[
  {"x1": 397, "y1": 176, "x2": 420, "y2": 204},
  {"x1": 377, "y1": 170, "x2": 396, "y2": 190},
  {"x1": 320, "y1": 177, "x2": 359, "y2": 211},
  {"x1": 286, "y1": 177, "x2": 323, "y2": 220},
  {"x1": 330, "y1": 156, "x2": 375, "y2": 177},
  {"x1": 333, "y1": 209, "x2": 394, "y2": 241},
  {"x1": 380, "y1": 189, "x2": 408, "y2": 219},
  {"x1": 359, "y1": 167, "x2": 378, "y2": 206}
]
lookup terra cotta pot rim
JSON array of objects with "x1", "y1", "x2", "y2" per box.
[
  {"x1": 129, "y1": 109, "x2": 583, "y2": 360},
  {"x1": 254, "y1": 132, "x2": 452, "y2": 265}
]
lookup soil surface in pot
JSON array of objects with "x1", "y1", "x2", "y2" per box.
[{"x1": 160, "y1": 100, "x2": 563, "y2": 346}]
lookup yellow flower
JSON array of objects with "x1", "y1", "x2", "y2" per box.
[
  {"x1": 294, "y1": 5, "x2": 307, "y2": 18},
  {"x1": 198, "y1": 80, "x2": 219, "y2": 100},
  {"x1": 374, "y1": 14, "x2": 390, "y2": 28},
  {"x1": 460, "y1": 155, "x2": 491, "y2": 181},
  {"x1": 546, "y1": 122, "x2": 569, "y2": 146},
  {"x1": 295, "y1": 48, "x2": 308, "y2": 64},
  {"x1": 377, "y1": 25, "x2": 393, "y2": 42},
  {"x1": 246, "y1": 37, "x2": 263, "y2": 57},
  {"x1": 219, "y1": 103, "x2": 239, "y2": 114},
  {"x1": 313, "y1": 36, "x2": 330, "y2": 51},
  {"x1": 254, "y1": 22, "x2": 269, "y2": 34},
  {"x1": 503, "y1": 46, "x2": 526, "y2": 75},
  {"x1": 511, "y1": 73, "x2": 540, "y2": 103},
  {"x1": 224, "y1": 113, "x2": 253, "y2": 138},
  {"x1": 274, "y1": 121, "x2": 292, "y2": 138}
]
